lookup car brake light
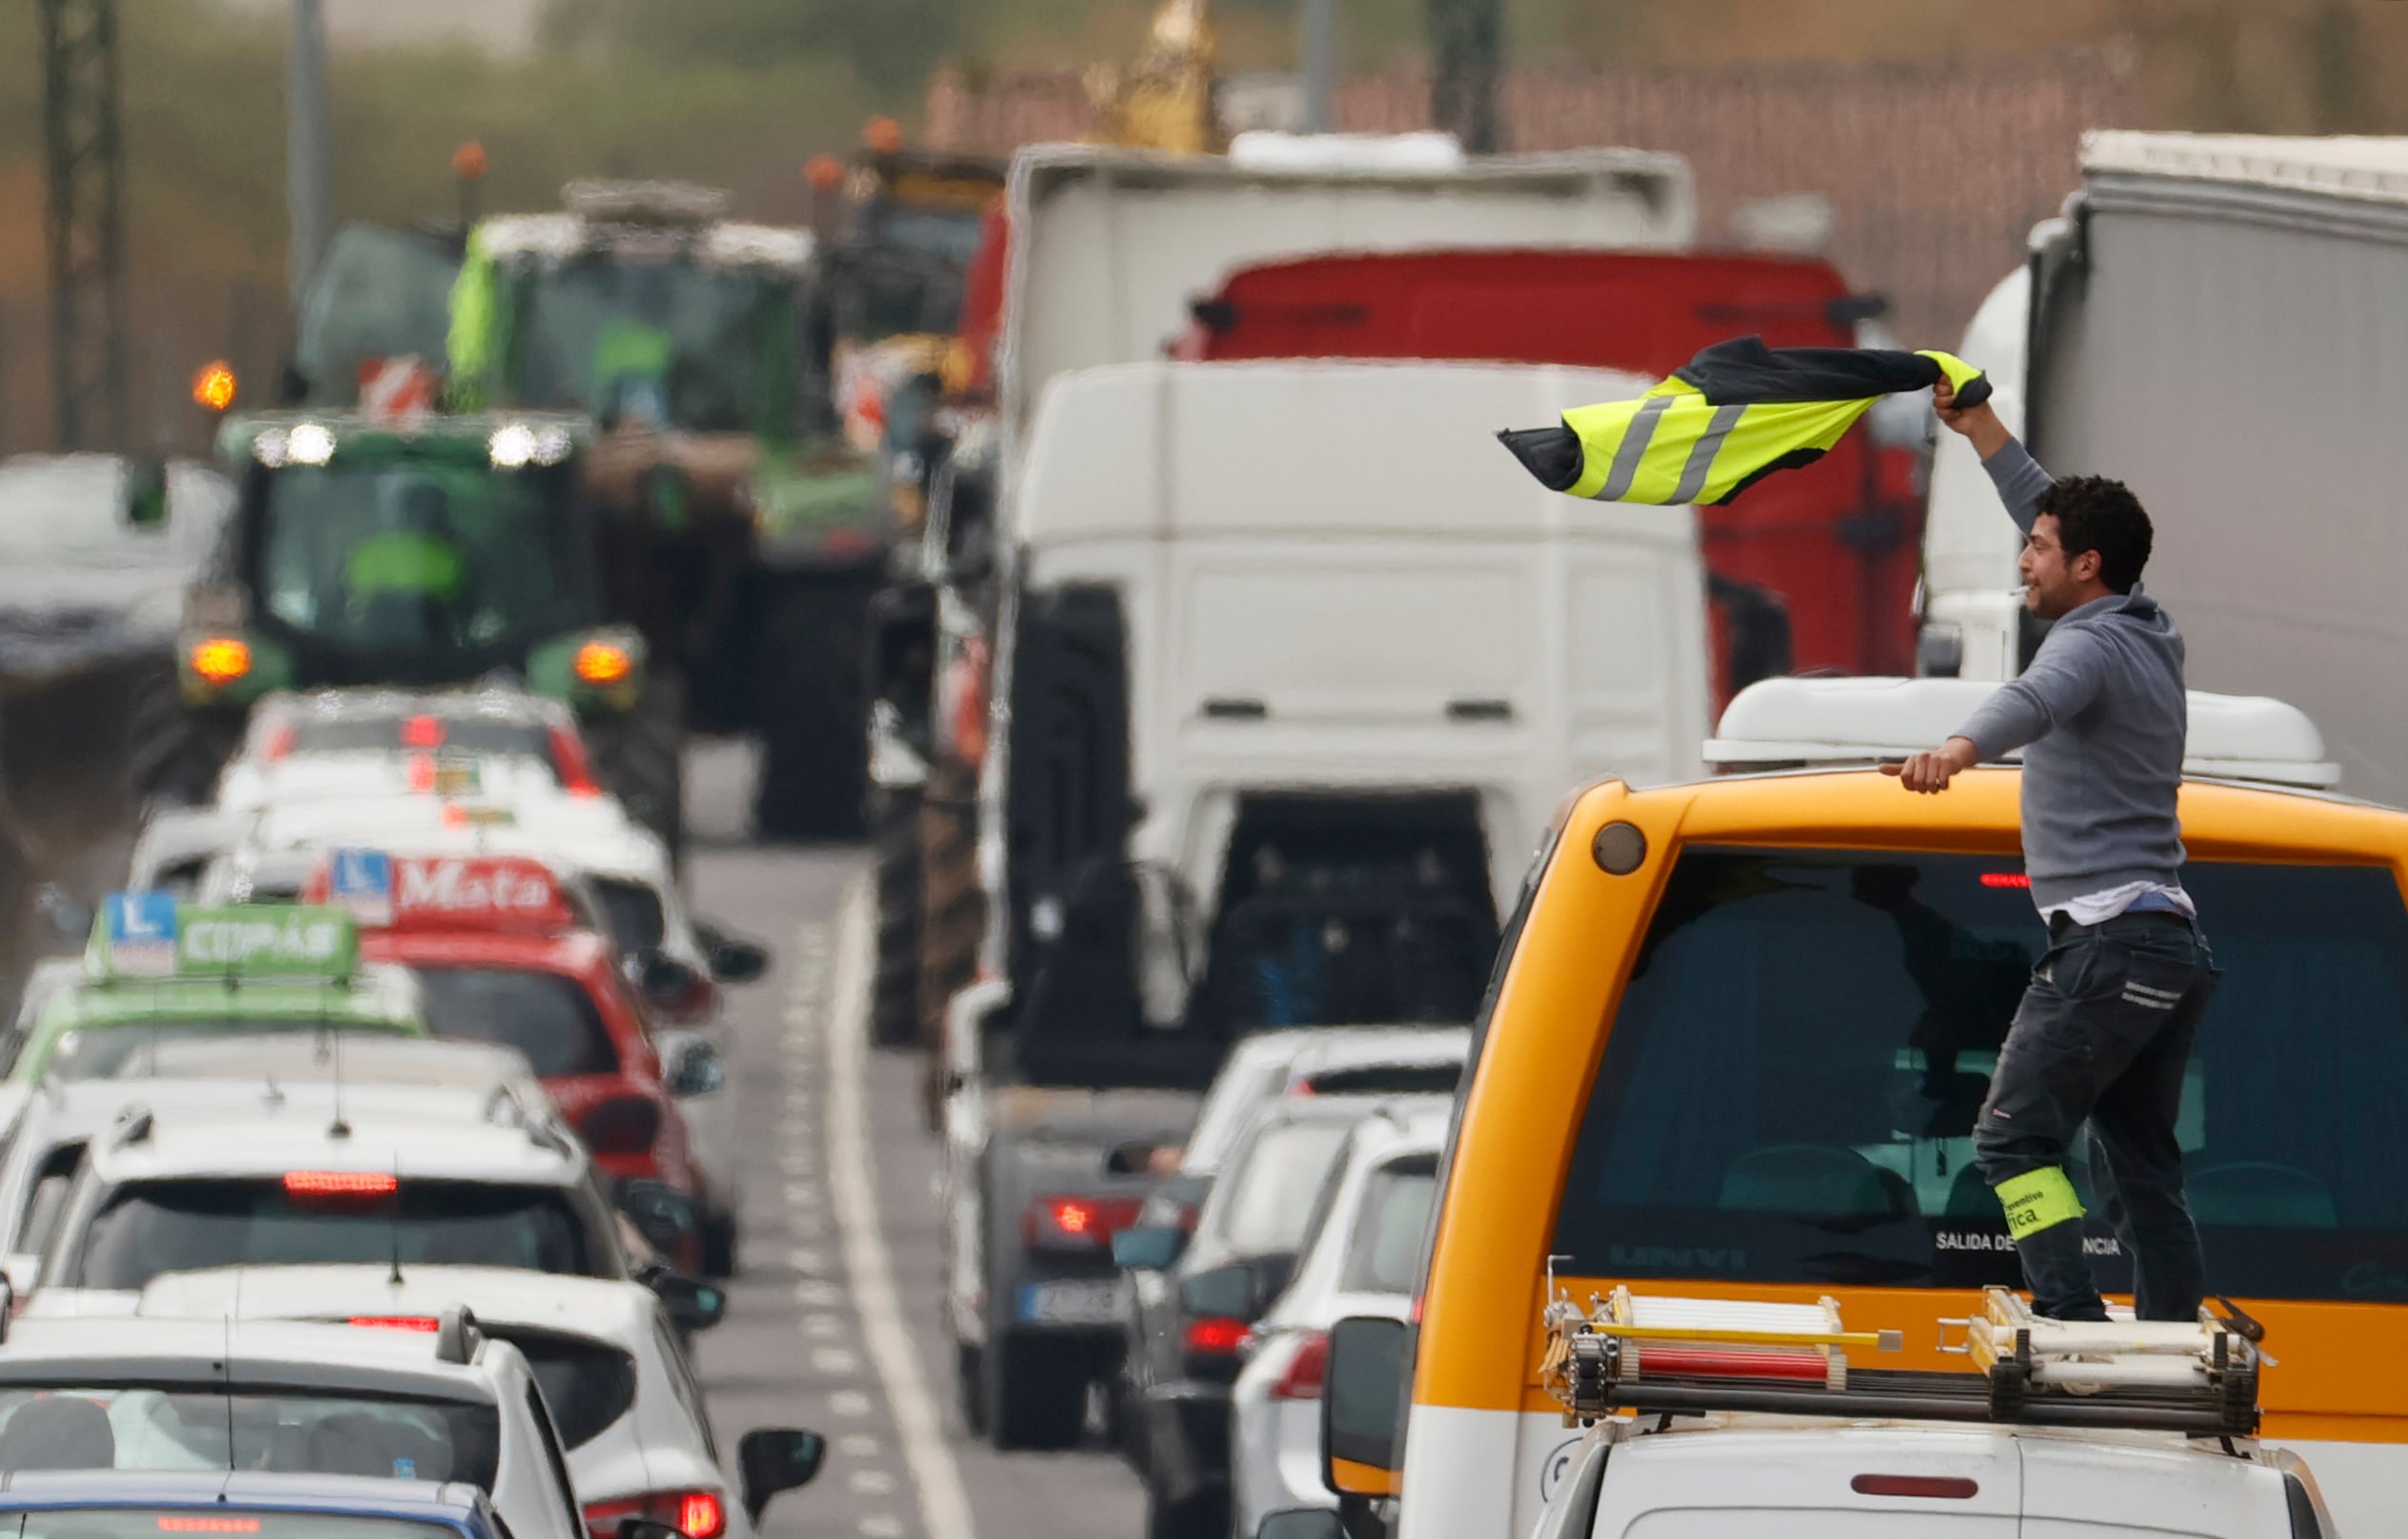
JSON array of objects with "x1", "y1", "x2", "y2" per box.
[
  {"x1": 1184, "y1": 1316, "x2": 1250, "y2": 1355},
  {"x1": 258, "y1": 724, "x2": 296, "y2": 762},
  {"x1": 284, "y1": 1170, "x2": 397, "y2": 1197},
  {"x1": 159, "y1": 1521, "x2": 261, "y2": 1533},
  {"x1": 549, "y1": 725, "x2": 603, "y2": 797},
  {"x1": 1851, "y1": 1474, "x2": 1978, "y2": 1499},
  {"x1": 348, "y1": 1315, "x2": 439, "y2": 1332},
  {"x1": 399, "y1": 713, "x2": 446, "y2": 749},
  {"x1": 1979, "y1": 871, "x2": 2030, "y2": 889},
  {"x1": 583, "y1": 1490, "x2": 727, "y2": 1539},
  {"x1": 1270, "y1": 1329, "x2": 1328, "y2": 1400},
  {"x1": 1023, "y1": 1194, "x2": 1143, "y2": 1251}
]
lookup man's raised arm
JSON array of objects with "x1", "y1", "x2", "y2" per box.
[{"x1": 1935, "y1": 377, "x2": 2051, "y2": 535}]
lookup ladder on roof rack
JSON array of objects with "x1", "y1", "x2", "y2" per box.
[{"x1": 1538, "y1": 1286, "x2": 2259, "y2": 1437}]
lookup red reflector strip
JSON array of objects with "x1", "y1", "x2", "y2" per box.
[
  {"x1": 1851, "y1": 1474, "x2": 1979, "y2": 1499},
  {"x1": 1637, "y1": 1346, "x2": 1829, "y2": 1381},
  {"x1": 160, "y1": 1521, "x2": 262, "y2": 1532},
  {"x1": 400, "y1": 714, "x2": 446, "y2": 749},
  {"x1": 1979, "y1": 871, "x2": 2031, "y2": 889},
  {"x1": 348, "y1": 1315, "x2": 439, "y2": 1331},
  {"x1": 285, "y1": 1170, "x2": 398, "y2": 1196}
]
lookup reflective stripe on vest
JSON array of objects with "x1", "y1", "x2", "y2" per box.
[{"x1": 1565, "y1": 386, "x2": 1876, "y2": 506}]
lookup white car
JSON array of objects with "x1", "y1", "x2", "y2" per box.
[
  {"x1": 0, "y1": 1311, "x2": 588, "y2": 1539},
  {"x1": 1229, "y1": 1102, "x2": 1447, "y2": 1539},
  {"x1": 0, "y1": 1038, "x2": 561, "y2": 1295},
  {"x1": 21, "y1": 1097, "x2": 652, "y2": 1315},
  {"x1": 136, "y1": 1264, "x2": 826, "y2": 1539}
]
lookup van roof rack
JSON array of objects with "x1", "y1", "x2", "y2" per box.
[
  {"x1": 1539, "y1": 1286, "x2": 2259, "y2": 1437},
  {"x1": 1703, "y1": 677, "x2": 2340, "y2": 790}
]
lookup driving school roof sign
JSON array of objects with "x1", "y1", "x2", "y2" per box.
[
  {"x1": 313, "y1": 850, "x2": 573, "y2": 933},
  {"x1": 176, "y1": 906, "x2": 359, "y2": 979}
]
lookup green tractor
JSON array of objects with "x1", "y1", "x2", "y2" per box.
[
  {"x1": 449, "y1": 180, "x2": 894, "y2": 839},
  {"x1": 150, "y1": 410, "x2": 682, "y2": 849}
]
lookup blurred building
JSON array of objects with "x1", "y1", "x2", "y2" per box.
[{"x1": 926, "y1": 46, "x2": 2137, "y2": 345}]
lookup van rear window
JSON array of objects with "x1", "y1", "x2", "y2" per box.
[{"x1": 1551, "y1": 848, "x2": 2408, "y2": 1301}]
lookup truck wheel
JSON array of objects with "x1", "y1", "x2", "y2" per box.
[
  {"x1": 982, "y1": 1331, "x2": 1088, "y2": 1450},
  {"x1": 127, "y1": 657, "x2": 234, "y2": 811},
  {"x1": 589, "y1": 669, "x2": 687, "y2": 865},
  {"x1": 752, "y1": 570, "x2": 873, "y2": 842},
  {"x1": 953, "y1": 1340, "x2": 988, "y2": 1436},
  {"x1": 871, "y1": 788, "x2": 923, "y2": 1049}
]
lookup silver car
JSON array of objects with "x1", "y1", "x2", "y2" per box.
[{"x1": 1228, "y1": 1101, "x2": 1450, "y2": 1539}]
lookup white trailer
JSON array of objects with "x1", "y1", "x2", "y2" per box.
[{"x1": 1918, "y1": 131, "x2": 2408, "y2": 802}]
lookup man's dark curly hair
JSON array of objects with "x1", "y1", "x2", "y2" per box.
[{"x1": 2037, "y1": 475, "x2": 2153, "y2": 593}]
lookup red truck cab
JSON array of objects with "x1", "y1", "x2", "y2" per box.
[{"x1": 1177, "y1": 248, "x2": 1926, "y2": 693}]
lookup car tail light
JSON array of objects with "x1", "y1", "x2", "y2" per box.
[
  {"x1": 1184, "y1": 1316, "x2": 1250, "y2": 1356},
  {"x1": 400, "y1": 714, "x2": 446, "y2": 749},
  {"x1": 405, "y1": 752, "x2": 437, "y2": 793},
  {"x1": 549, "y1": 725, "x2": 603, "y2": 797},
  {"x1": 582, "y1": 1095, "x2": 665, "y2": 1156},
  {"x1": 1269, "y1": 1329, "x2": 1328, "y2": 1400},
  {"x1": 583, "y1": 1490, "x2": 728, "y2": 1539},
  {"x1": 159, "y1": 1520, "x2": 261, "y2": 1533},
  {"x1": 283, "y1": 1171, "x2": 397, "y2": 1197},
  {"x1": 258, "y1": 723, "x2": 296, "y2": 763},
  {"x1": 1022, "y1": 1194, "x2": 1144, "y2": 1252},
  {"x1": 348, "y1": 1316, "x2": 439, "y2": 1332},
  {"x1": 1851, "y1": 1475, "x2": 1978, "y2": 1499}
]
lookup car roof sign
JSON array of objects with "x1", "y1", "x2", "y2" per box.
[
  {"x1": 326, "y1": 849, "x2": 394, "y2": 925},
  {"x1": 174, "y1": 907, "x2": 359, "y2": 981},
  {"x1": 99, "y1": 892, "x2": 180, "y2": 978},
  {"x1": 308, "y1": 853, "x2": 576, "y2": 934}
]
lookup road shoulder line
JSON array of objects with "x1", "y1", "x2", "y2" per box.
[{"x1": 823, "y1": 878, "x2": 977, "y2": 1539}]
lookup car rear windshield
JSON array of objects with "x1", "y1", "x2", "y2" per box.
[
  {"x1": 289, "y1": 714, "x2": 555, "y2": 768},
  {"x1": 61, "y1": 1178, "x2": 603, "y2": 1289},
  {"x1": 1338, "y1": 1154, "x2": 1439, "y2": 1295},
  {"x1": 414, "y1": 966, "x2": 618, "y2": 1078},
  {"x1": 592, "y1": 880, "x2": 666, "y2": 955},
  {"x1": 0, "y1": 1387, "x2": 498, "y2": 1488},
  {"x1": 9, "y1": 1514, "x2": 459, "y2": 1539},
  {"x1": 484, "y1": 1327, "x2": 636, "y2": 1449},
  {"x1": 1215, "y1": 1120, "x2": 1356, "y2": 1257},
  {"x1": 1551, "y1": 848, "x2": 2408, "y2": 1301},
  {"x1": 49, "y1": 1023, "x2": 390, "y2": 1082}
]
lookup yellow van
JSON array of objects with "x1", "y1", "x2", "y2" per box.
[{"x1": 1325, "y1": 680, "x2": 2404, "y2": 1538}]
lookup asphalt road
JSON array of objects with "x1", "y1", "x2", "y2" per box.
[{"x1": 684, "y1": 745, "x2": 1146, "y2": 1539}]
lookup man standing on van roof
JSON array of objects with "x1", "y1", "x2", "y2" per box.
[{"x1": 1885, "y1": 381, "x2": 2221, "y2": 1324}]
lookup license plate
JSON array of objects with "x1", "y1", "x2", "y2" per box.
[{"x1": 1018, "y1": 1279, "x2": 1121, "y2": 1325}]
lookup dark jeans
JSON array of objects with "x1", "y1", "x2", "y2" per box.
[{"x1": 1973, "y1": 909, "x2": 2222, "y2": 1322}]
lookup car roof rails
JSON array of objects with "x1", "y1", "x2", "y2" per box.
[{"x1": 1538, "y1": 1285, "x2": 2259, "y2": 1438}]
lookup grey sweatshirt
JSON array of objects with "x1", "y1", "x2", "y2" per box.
[{"x1": 1952, "y1": 439, "x2": 2188, "y2": 909}]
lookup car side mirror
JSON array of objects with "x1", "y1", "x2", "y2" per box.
[
  {"x1": 708, "y1": 936, "x2": 769, "y2": 985},
  {"x1": 663, "y1": 1036, "x2": 726, "y2": 1098},
  {"x1": 737, "y1": 1427, "x2": 827, "y2": 1521},
  {"x1": 1257, "y1": 1511, "x2": 1345, "y2": 1539},
  {"x1": 1178, "y1": 1261, "x2": 1265, "y2": 1323},
  {"x1": 34, "y1": 886, "x2": 92, "y2": 941},
  {"x1": 1111, "y1": 1225, "x2": 1186, "y2": 1272},
  {"x1": 1321, "y1": 1315, "x2": 1410, "y2": 1498},
  {"x1": 646, "y1": 1270, "x2": 728, "y2": 1333},
  {"x1": 616, "y1": 1177, "x2": 699, "y2": 1258},
  {"x1": 635, "y1": 951, "x2": 708, "y2": 1008}
]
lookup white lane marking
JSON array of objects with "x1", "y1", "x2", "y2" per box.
[
  {"x1": 818, "y1": 886, "x2": 976, "y2": 1539},
  {"x1": 858, "y1": 1515, "x2": 906, "y2": 1538},
  {"x1": 790, "y1": 1247, "x2": 829, "y2": 1276},
  {"x1": 803, "y1": 1313, "x2": 843, "y2": 1338},
  {"x1": 838, "y1": 1432, "x2": 882, "y2": 1458},
  {"x1": 849, "y1": 1469, "x2": 899, "y2": 1495},
  {"x1": 812, "y1": 1347, "x2": 861, "y2": 1374},
  {"x1": 830, "y1": 1389, "x2": 874, "y2": 1417},
  {"x1": 794, "y1": 1282, "x2": 845, "y2": 1309}
]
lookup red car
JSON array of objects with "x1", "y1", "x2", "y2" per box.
[{"x1": 308, "y1": 852, "x2": 718, "y2": 1273}]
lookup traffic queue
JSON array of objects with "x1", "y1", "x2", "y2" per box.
[{"x1": 0, "y1": 681, "x2": 817, "y2": 1539}]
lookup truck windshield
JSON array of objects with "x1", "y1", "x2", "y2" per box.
[
  {"x1": 0, "y1": 1388, "x2": 497, "y2": 1488},
  {"x1": 1552, "y1": 848, "x2": 2408, "y2": 1302},
  {"x1": 511, "y1": 261, "x2": 783, "y2": 433},
  {"x1": 255, "y1": 460, "x2": 586, "y2": 655}
]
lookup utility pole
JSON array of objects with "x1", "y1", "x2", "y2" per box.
[
  {"x1": 288, "y1": 0, "x2": 330, "y2": 311},
  {"x1": 39, "y1": 0, "x2": 127, "y2": 451},
  {"x1": 1425, "y1": 0, "x2": 1500, "y2": 152},
  {"x1": 1302, "y1": 0, "x2": 1336, "y2": 133}
]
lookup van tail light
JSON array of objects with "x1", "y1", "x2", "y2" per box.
[
  {"x1": 550, "y1": 724, "x2": 603, "y2": 797},
  {"x1": 1184, "y1": 1316, "x2": 1251, "y2": 1356},
  {"x1": 1022, "y1": 1194, "x2": 1144, "y2": 1252},
  {"x1": 583, "y1": 1490, "x2": 728, "y2": 1539},
  {"x1": 347, "y1": 1316, "x2": 440, "y2": 1332},
  {"x1": 582, "y1": 1096, "x2": 665, "y2": 1156},
  {"x1": 1269, "y1": 1329, "x2": 1328, "y2": 1400},
  {"x1": 1851, "y1": 1475, "x2": 1978, "y2": 1499}
]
